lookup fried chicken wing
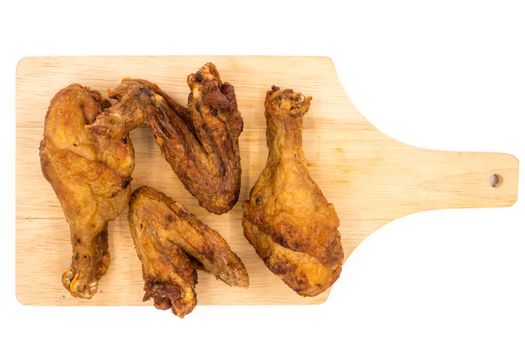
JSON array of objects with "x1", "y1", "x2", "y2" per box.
[
  {"x1": 110, "y1": 63, "x2": 243, "y2": 214},
  {"x1": 130, "y1": 215, "x2": 198, "y2": 317},
  {"x1": 242, "y1": 86, "x2": 344, "y2": 297},
  {"x1": 40, "y1": 84, "x2": 141, "y2": 298},
  {"x1": 128, "y1": 186, "x2": 249, "y2": 317}
]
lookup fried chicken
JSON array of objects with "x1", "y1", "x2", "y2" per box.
[
  {"x1": 110, "y1": 63, "x2": 243, "y2": 214},
  {"x1": 39, "y1": 63, "x2": 242, "y2": 301},
  {"x1": 39, "y1": 84, "x2": 142, "y2": 298},
  {"x1": 128, "y1": 186, "x2": 249, "y2": 317},
  {"x1": 242, "y1": 86, "x2": 344, "y2": 297}
]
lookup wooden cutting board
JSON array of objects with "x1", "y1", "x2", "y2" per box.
[{"x1": 16, "y1": 56, "x2": 519, "y2": 306}]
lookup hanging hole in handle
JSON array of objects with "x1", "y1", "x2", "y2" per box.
[{"x1": 489, "y1": 174, "x2": 503, "y2": 188}]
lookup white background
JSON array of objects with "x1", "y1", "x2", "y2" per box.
[{"x1": 1, "y1": 1, "x2": 524, "y2": 349}]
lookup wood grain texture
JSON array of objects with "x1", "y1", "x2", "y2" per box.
[{"x1": 16, "y1": 56, "x2": 519, "y2": 306}]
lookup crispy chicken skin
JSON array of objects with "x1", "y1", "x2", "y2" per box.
[
  {"x1": 40, "y1": 84, "x2": 140, "y2": 298},
  {"x1": 128, "y1": 186, "x2": 249, "y2": 317},
  {"x1": 242, "y1": 86, "x2": 344, "y2": 297},
  {"x1": 39, "y1": 63, "x2": 241, "y2": 300},
  {"x1": 110, "y1": 63, "x2": 243, "y2": 214},
  {"x1": 130, "y1": 214, "x2": 198, "y2": 317}
]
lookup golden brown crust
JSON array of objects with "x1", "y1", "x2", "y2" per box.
[
  {"x1": 39, "y1": 84, "x2": 135, "y2": 298},
  {"x1": 128, "y1": 186, "x2": 249, "y2": 317},
  {"x1": 110, "y1": 63, "x2": 243, "y2": 214},
  {"x1": 40, "y1": 63, "x2": 242, "y2": 298},
  {"x1": 242, "y1": 86, "x2": 344, "y2": 297},
  {"x1": 243, "y1": 219, "x2": 342, "y2": 297},
  {"x1": 128, "y1": 203, "x2": 198, "y2": 317}
]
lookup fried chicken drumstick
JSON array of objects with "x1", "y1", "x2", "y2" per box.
[
  {"x1": 128, "y1": 186, "x2": 249, "y2": 317},
  {"x1": 243, "y1": 86, "x2": 344, "y2": 297},
  {"x1": 110, "y1": 63, "x2": 243, "y2": 214},
  {"x1": 40, "y1": 84, "x2": 145, "y2": 298},
  {"x1": 40, "y1": 63, "x2": 241, "y2": 298}
]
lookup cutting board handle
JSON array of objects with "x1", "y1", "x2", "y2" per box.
[{"x1": 386, "y1": 146, "x2": 519, "y2": 216}]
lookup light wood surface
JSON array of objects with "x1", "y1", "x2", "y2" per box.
[{"x1": 16, "y1": 56, "x2": 519, "y2": 306}]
